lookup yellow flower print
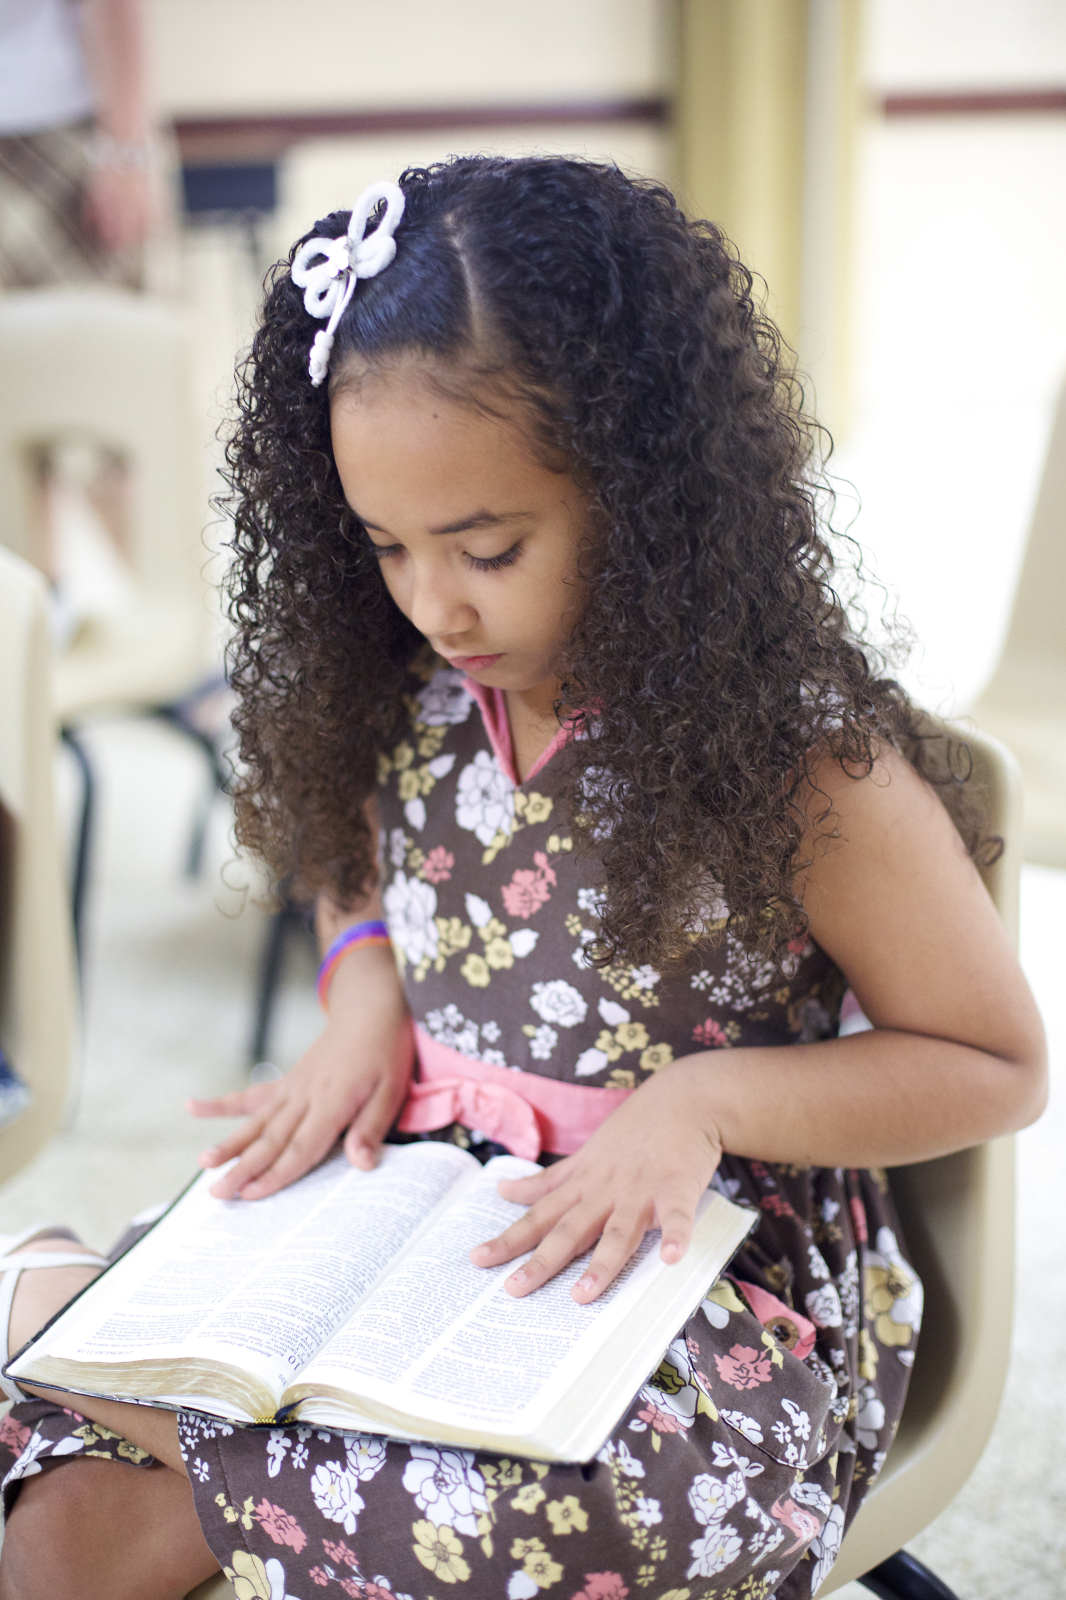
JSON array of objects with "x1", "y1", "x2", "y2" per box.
[
  {"x1": 545, "y1": 1495, "x2": 588, "y2": 1535},
  {"x1": 615, "y1": 1021, "x2": 650, "y2": 1052},
  {"x1": 705, "y1": 1277, "x2": 747, "y2": 1315},
  {"x1": 523, "y1": 792, "x2": 554, "y2": 824},
  {"x1": 657, "y1": 1590, "x2": 691, "y2": 1600},
  {"x1": 530, "y1": 1462, "x2": 551, "y2": 1480},
  {"x1": 859, "y1": 1327, "x2": 879, "y2": 1379},
  {"x1": 511, "y1": 1536, "x2": 546, "y2": 1560},
  {"x1": 485, "y1": 937, "x2": 515, "y2": 970},
  {"x1": 523, "y1": 1548, "x2": 564, "y2": 1589},
  {"x1": 418, "y1": 724, "x2": 447, "y2": 758},
  {"x1": 510, "y1": 1482, "x2": 546, "y2": 1514},
  {"x1": 546, "y1": 833, "x2": 573, "y2": 853},
  {"x1": 865, "y1": 1261, "x2": 919, "y2": 1347},
  {"x1": 639, "y1": 1043, "x2": 674, "y2": 1072},
  {"x1": 594, "y1": 1029, "x2": 624, "y2": 1062},
  {"x1": 223, "y1": 1551, "x2": 274, "y2": 1600},
  {"x1": 461, "y1": 952, "x2": 491, "y2": 987},
  {"x1": 608, "y1": 1068, "x2": 636, "y2": 1089},
  {"x1": 481, "y1": 916, "x2": 509, "y2": 943},
  {"x1": 398, "y1": 768, "x2": 421, "y2": 802},
  {"x1": 377, "y1": 752, "x2": 392, "y2": 784},
  {"x1": 392, "y1": 741, "x2": 415, "y2": 771},
  {"x1": 117, "y1": 1439, "x2": 150, "y2": 1463},
  {"x1": 435, "y1": 917, "x2": 473, "y2": 958},
  {"x1": 482, "y1": 1459, "x2": 523, "y2": 1489},
  {"x1": 412, "y1": 1520, "x2": 471, "y2": 1583},
  {"x1": 407, "y1": 847, "x2": 426, "y2": 872},
  {"x1": 564, "y1": 913, "x2": 584, "y2": 937}
]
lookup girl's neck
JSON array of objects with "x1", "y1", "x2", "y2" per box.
[{"x1": 504, "y1": 683, "x2": 562, "y2": 785}]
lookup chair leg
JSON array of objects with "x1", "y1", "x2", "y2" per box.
[
  {"x1": 858, "y1": 1550, "x2": 961, "y2": 1600},
  {"x1": 60, "y1": 726, "x2": 95, "y2": 978},
  {"x1": 249, "y1": 894, "x2": 315, "y2": 1067},
  {"x1": 150, "y1": 694, "x2": 231, "y2": 878}
]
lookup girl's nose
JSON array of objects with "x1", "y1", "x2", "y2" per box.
[{"x1": 407, "y1": 567, "x2": 477, "y2": 641}]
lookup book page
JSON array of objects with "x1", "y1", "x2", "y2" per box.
[
  {"x1": 294, "y1": 1155, "x2": 661, "y2": 1431},
  {"x1": 17, "y1": 1141, "x2": 477, "y2": 1403}
]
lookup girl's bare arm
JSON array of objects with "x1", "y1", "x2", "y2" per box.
[{"x1": 478, "y1": 747, "x2": 1046, "y2": 1300}]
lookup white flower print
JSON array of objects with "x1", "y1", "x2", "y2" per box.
[
  {"x1": 614, "y1": 1438, "x2": 646, "y2": 1478},
  {"x1": 401, "y1": 1444, "x2": 488, "y2": 1536},
  {"x1": 688, "y1": 1471, "x2": 746, "y2": 1526},
  {"x1": 456, "y1": 751, "x2": 516, "y2": 846},
  {"x1": 480, "y1": 1049, "x2": 508, "y2": 1068},
  {"x1": 2, "y1": 1430, "x2": 51, "y2": 1486},
  {"x1": 480, "y1": 1020, "x2": 501, "y2": 1042},
  {"x1": 291, "y1": 1441, "x2": 309, "y2": 1469},
  {"x1": 791, "y1": 1480, "x2": 832, "y2": 1517},
  {"x1": 344, "y1": 1433, "x2": 388, "y2": 1482},
  {"x1": 425, "y1": 1005, "x2": 480, "y2": 1057},
  {"x1": 821, "y1": 1196, "x2": 841, "y2": 1224},
  {"x1": 691, "y1": 970, "x2": 712, "y2": 991},
  {"x1": 572, "y1": 930, "x2": 596, "y2": 968},
  {"x1": 509, "y1": 928, "x2": 538, "y2": 959},
  {"x1": 527, "y1": 1024, "x2": 557, "y2": 1060},
  {"x1": 192, "y1": 1457, "x2": 210, "y2": 1482},
  {"x1": 597, "y1": 997, "x2": 630, "y2": 1026},
  {"x1": 629, "y1": 964, "x2": 660, "y2": 991},
  {"x1": 805, "y1": 1282, "x2": 844, "y2": 1328},
  {"x1": 710, "y1": 1442, "x2": 764, "y2": 1478},
  {"x1": 866, "y1": 1226, "x2": 924, "y2": 1341},
  {"x1": 574, "y1": 1046, "x2": 609, "y2": 1078},
  {"x1": 577, "y1": 886, "x2": 606, "y2": 915},
  {"x1": 809, "y1": 1504, "x2": 846, "y2": 1591},
  {"x1": 720, "y1": 1410, "x2": 764, "y2": 1445},
  {"x1": 508, "y1": 1572, "x2": 541, "y2": 1600},
  {"x1": 807, "y1": 1243, "x2": 831, "y2": 1281},
  {"x1": 266, "y1": 1429, "x2": 290, "y2": 1478},
  {"x1": 404, "y1": 796, "x2": 427, "y2": 831},
  {"x1": 530, "y1": 979, "x2": 587, "y2": 1028},
  {"x1": 465, "y1": 892, "x2": 493, "y2": 929},
  {"x1": 702, "y1": 934, "x2": 777, "y2": 1013},
  {"x1": 384, "y1": 872, "x2": 439, "y2": 967},
  {"x1": 854, "y1": 1382, "x2": 887, "y2": 1450},
  {"x1": 310, "y1": 1460, "x2": 365, "y2": 1534},
  {"x1": 427, "y1": 752, "x2": 457, "y2": 779},
  {"x1": 389, "y1": 828, "x2": 408, "y2": 867},
  {"x1": 633, "y1": 1495, "x2": 663, "y2": 1527},
  {"x1": 687, "y1": 1523, "x2": 744, "y2": 1579},
  {"x1": 838, "y1": 1247, "x2": 860, "y2": 1337},
  {"x1": 416, "y1": 668, "x2": 473, "y2": 725}
]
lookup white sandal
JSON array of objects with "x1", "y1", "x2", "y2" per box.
[{"x1": 0, "y1": 1225, "x2": 109, "y2": 1402}]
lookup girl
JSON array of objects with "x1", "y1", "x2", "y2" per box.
[{"x1": 0, "y1": 156, "x2": 1045, "y2": 1600}]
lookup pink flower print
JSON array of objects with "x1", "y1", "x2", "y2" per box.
[
  {"x1": 323, "y1": 1539, "x2": 360, "y2": 1569},
  {"x1": 850, "y1": 1194, "x2": 869, "y2": 1243},
  {"x1": 365, "y1": 1585, "x2": 398, "y2": 1600},
  {"x1": 310, "y1": 1570, "x2": 330, "y2": 1588},
  {"x1": 572, "y1": 1575, "x2": 629, "y2": 1600},
  {"x1": 0, "y1": 1415, "x2": 31, "y2": 1457},
  {"x1": 713, "y1": 1343, "x2": 774, "y2": 1390},
  {"x1": 636, "y1": 1399, "x2": 685, "y2": 1434},
  {"x1": 339, "y1": 1582, "x2": 361, "y2": 1599},
  {"x1": 501, "y1": 851, "x2": 557, "y2": 919},
  {"x1": 421, "y1": 846, "x2": 454, "y2": 883},
  {"x1": 252, "y1": 1499, "x2": 307, "y2": 1553},
  {"x1": 692, "y1": 1018, "x2": 729, "y2": 1048},
  {"x1": 787, "y1": 933, "x2": 813, "y2": 958},
  {"x1": 761, "y1": 1193, "x2": 798, "y2": 1219},
  {"x1": 770, "y1": 1492, "x2": 822, "y2": 1553}
]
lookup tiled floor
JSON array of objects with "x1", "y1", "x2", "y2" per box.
[{"x1": 0, "y1": 719, "x2": 1062, "y2": 1596}]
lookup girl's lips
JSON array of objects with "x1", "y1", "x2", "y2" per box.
[{"x1": 446, "y1": 653, "x2": 504, "y2": 671}]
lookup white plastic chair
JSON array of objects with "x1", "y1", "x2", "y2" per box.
[{"x1": 0, "y1": 548, "x2": 75, "y2": 1188}]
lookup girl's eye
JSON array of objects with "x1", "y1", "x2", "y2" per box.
[
  {"x1": 369, "y1": 542, "x2": 403, "y2": 561},
  {"x1": 468, "y1": 543, "x2": 521, "y2": 573}
]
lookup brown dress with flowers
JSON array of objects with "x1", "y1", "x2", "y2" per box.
[{"x1": 1, "y1": 667, "x2": 923, "y2": 1600}]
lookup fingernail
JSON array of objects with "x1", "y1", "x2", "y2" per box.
[
  {"x1": 508, "y1": 1268, "x2": 528, "y2": 1286},
  {"x1": 472, "y1": 1244, "x2": 491, "y2": 1259},
  {"x1": 575, "y1": 1274, "x2": 595, "y2": 1295}
]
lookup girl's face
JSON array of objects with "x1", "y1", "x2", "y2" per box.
[{"x1": 330, "y1": 362, "x2": 589, "y2": 703}]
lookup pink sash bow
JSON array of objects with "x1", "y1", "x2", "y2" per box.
[{"x1": 396, "y1": 1028, "x2": 633, "y2": 1161}]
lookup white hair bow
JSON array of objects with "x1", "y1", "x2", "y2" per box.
[{"x1": 291, "y1": 180, "x2": 406, "y2": 386}]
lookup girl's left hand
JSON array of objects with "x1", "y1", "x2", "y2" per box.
[{"x1": 470, "y1": 1060, "x2": 724, "y2": 1302}]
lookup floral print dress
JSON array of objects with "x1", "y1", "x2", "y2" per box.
[{"x1": 1, "y1": 666, "x2": 923, "y2": 1600}]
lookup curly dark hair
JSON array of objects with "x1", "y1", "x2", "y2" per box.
[{"x1": 222, "y1": 153, "x2": 976, "y2": 970}]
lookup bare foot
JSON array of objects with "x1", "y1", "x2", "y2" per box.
[{"x1": 7, "y1": 1238, "x2": 105, "y2": 1362}]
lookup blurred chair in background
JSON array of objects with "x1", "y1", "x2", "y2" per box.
[
  {"x1": 0, "y1": 548, "x2": 75, "y2": 1189},
  {"x1": 0, "y1": 286, "x2": 225, "y2": 965},
  {"x1": 969, "y1": 378, "x2": 1066, "y2": 866},
  {"x1": 823, "y1": 721, "x2": 1021, "y2": 1598}
]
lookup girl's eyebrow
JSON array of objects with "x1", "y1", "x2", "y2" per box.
[{"x1": 357, "y1": 509, "x2": 533, "y2": 537}]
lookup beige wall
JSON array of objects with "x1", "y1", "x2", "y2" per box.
[{"x1": 144, "y1": 0, "x2": 670, "y2": 116}]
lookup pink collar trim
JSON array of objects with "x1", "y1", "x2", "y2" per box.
[{"x1": 463, "y1": 676, "x2": 573, "y2": 787}]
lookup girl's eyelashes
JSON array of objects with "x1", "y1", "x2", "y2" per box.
[
  {"x1": 368, "y1": 541, "x2": 403, "y2": 561},
  {"x1": 467, "y1": 542, "x2": 522, "y2": 573}
]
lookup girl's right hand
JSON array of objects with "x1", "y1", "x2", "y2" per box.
[{"x1": 188, "y1": 949, "x2": 414, "y2": 1201}]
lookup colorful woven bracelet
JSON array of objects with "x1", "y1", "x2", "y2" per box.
[{"x1": 317, "y1": 920, "x2": 392, "y2": 1010}]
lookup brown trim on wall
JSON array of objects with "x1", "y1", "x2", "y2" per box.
[
  {"x1": 175, "y1": 99, "x2": 670, "y2": 164},
  {"x1": 882, "y1": 88, "x2": 1066, "y2": 117}
]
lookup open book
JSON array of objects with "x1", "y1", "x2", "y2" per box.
[{"x1": 7, "y1": 1141, "x2": 755, "y2": 1462}]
